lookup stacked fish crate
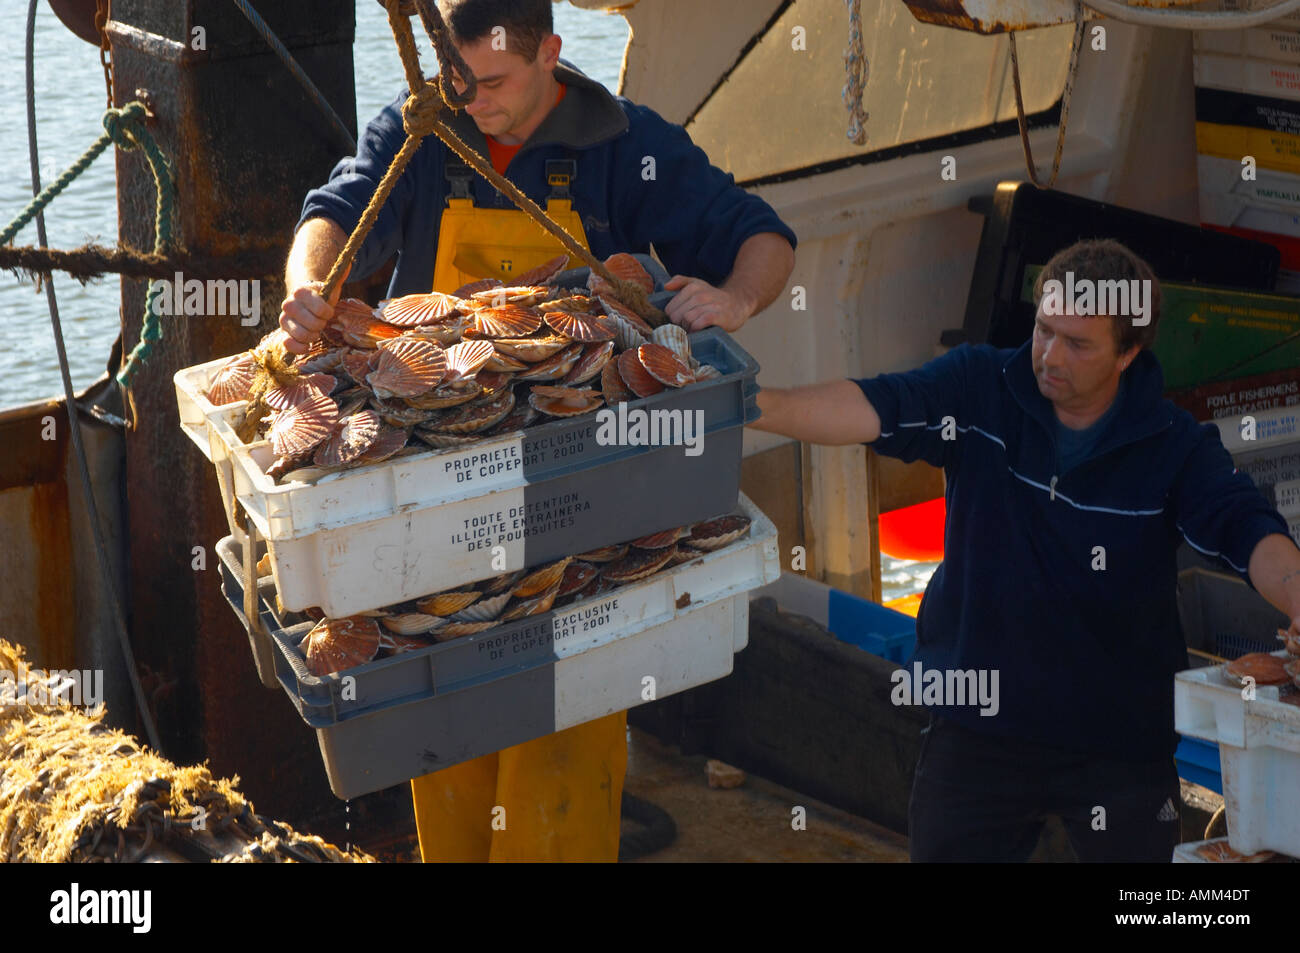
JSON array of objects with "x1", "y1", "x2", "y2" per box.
[{"x1": 175, "y1": 264, "x2": 779, "y2": 797}]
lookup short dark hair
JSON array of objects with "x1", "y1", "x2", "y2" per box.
[
  {"x1": 1032, "y1": 238, "x2": 1162, "y2": 354},
  {"x1": 437, "y1": 0, "x2": 553, "y2": 62}
]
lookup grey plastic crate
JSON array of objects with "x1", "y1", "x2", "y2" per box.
[
  {"x1": 1177, "y1": 568, "x2": 1291, "y2": 661},
  {"x1": 215, "y1": 534, "x2": 308, "y2": 689}
]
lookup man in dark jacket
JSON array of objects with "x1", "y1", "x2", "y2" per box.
[{"x1": 752, "y1": 238, "x2": 1300, "y2": 862}]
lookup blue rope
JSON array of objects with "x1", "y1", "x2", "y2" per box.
[{"x1": 231, "y1": 0, "x2": 357, "y2": 154}]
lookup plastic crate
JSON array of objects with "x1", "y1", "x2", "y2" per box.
[
  {"x1": 244, "y1": 493, "x2": 778, "y2": 798},
  {"x1": 1175, "y1": 736, "x2": 1223, "y2": 795},
  {"x1": 214, "y1": 534, "x2": 306, "y2": 690},
  {"x1": 1177, "y1": 568, "x2": 1291, "y2": 660},
  {"x1": 1175, "y1": 662, "x2": 1300, "y2": 857},
  {"x1": 752, "y1": 573, "x2": 918, "y2": 663},
  {"x1": 177, "y1": 328, "x2": 759, "y2": 617}
]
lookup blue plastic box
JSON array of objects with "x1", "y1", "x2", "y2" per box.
[{"x1": 827, "y1": 590, "x2": 917, "y2": 664}]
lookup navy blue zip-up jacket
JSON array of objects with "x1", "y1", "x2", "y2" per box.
[
  {"x1": 854, "y1": 341, "x2": 1291, "y2": 761},
  {"x1": 298, "y1": 62, "x2": 797, "y2": 295}
]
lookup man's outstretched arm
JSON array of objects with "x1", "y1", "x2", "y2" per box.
[
  {"x1": 751, "y1": 379, "x2": 882, "y2": 446},
  {"x1": 665, "y1": 232, "x2": 795, "y2": 333},
  {"x1": 1247, "y1": 533, "x2": 1300, "y2": 640}
]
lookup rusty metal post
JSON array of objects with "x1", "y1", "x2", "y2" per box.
[{"x1": 107, "y1": 0, "x2": 357, "y2": 824}]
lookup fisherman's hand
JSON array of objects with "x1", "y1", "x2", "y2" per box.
[
  {"x1": 663, "y1": 275, "x2": 751, "y2": 333},
  {"x1": 279, "y1": 282, "x2": 338, "y2": 356}
]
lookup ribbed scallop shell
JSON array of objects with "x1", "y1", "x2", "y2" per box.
[
  {"x1": 355, "y1": 425, "x2": 411, "y2": 464},
  {"x1": 543, "y1": 310, "x2": 616, "y2": 343},
  {"x1": 638, "y1": 342, "x2": 694, "y2": 388},
  {"x1": 366, "y1": 337, "x2": 448, "y2": 398},
  {"x1": 340, "y1": 349, "x2": 379, "y2": 384},
  {"x1": 1223, "y1": 653, "x2": 1290, "y2": 686},
  {"x1": 693, "y1": 363, "x2": 722, "y2": 382},
  {"x1": 602, "y1": 545, "x2": 678, "y2": 584},
  {"x1": 685, "y1": 514, "x2": 752, "y2": 551},
  {"x1": 313, "y1": 410, "x2": 382, "y2": 467},
  {"x1": 417, "y1": 591, "x2": 482, "y2": 616},
  {"x1": 589, "y1": 253, "x2": 654, "y2": 298},
  {"x1": 403, "y1": 320, "x2": 466, "y2": 347},
  {"x1": 500, "y1": 580, "x2": 562, "y2": 621},
  {"x1": 299, "y1": 616, "x2": 380, "y2": 677},
  {"x1": 266, "y1": 390, "x2": 338, "y2": 457},
  {"x1": 557, "y1": 561, "x2": 599, "y2": 598},
  {"x1": 207, "y1": 352, "x2": 258, "y2": 405},
  {"x1": 264, "y1": 374, "x2": 337, "y2": 410},
  {"x1": 666, "y1": 547, "x2": 699, "y2": 568},
  {"x1": 334, "y1": 310, "x2": 404, "y2": 349},
  {"x1": 474, "y1": 305, "x2": 543, "y2": 337},
  {"x1": 378, "y1": 292, "x2": 464, "y2": 326},
  {"x1": 444, "y1": 339, "x2": 496, "y2": 381},
  {"x1": 474, "y1": 371, "x2": 513, "y2": 399},
  {"x1": 538, "y1": 294, "x2": 593, "y2": 314},
  {"x1": 597, "y1": 295, "x2": 655, "y2": 339},
  {"x1": 631, "y1": 526, "x2": 689, "y2": 549},
  {"x1": 451, "y1": 591, "x2": 513, "y2": 622},
  {"x1": 381, "y1": 613, "x2": 444, "y2": 635},
  {"x1": 405, "y1": 380, "x2": 482, "y2": 409},
  {"x1": 470, "y1": 285, "x2": 551, "y2": 307},
  {"x1": 414, "y1": 429, "x2": 482, "y2": 448},
  {"x1": 601, "y1": 361, "x2": 634, "y2": 405},
  {"x1": 562, "y1": 341, "x2": 615, "y2": 386},
  {"x1": 428, "y1": 389, "x2": 516, "y2": 434},
  {"x1": 369, "y1": 397, "x2": 431, "y2": 428},
  {"x1": 528, "y1": 386, "x2": 604, "y2": 417},
  {"x1": 516, "y1": 343, "x2": 585, "y2": 382},
  {"x1": 576, "y1": 543, "x2": 627, "y2": 563},
  {"x1": 432, "y1": 620, "x2": 497, "y2": 641},
  {"x1": 482, "y1": 403, "x2": 539, "y2": 436},
  {"x1": 483, "y1": 569, "x2": 525, "y2": 595},
  {"x1": 652, "y1": 323, "x2": 692, "y2": 366},
  {"x1": 617, "y1": 350, "x2": 665, "y2": 398},
  {"x1": 378, "y1": 631, "x2": 433, "y2": 655},
  {"x1": 452, "y1": 278, "x2": 502, "y2": 298},
  {"x1": 492, "y1": 335, "x2": 570, "y2": 363},
  {"x1": 485, "y1": 350, "x2": 530, "y2": 373},
  {"x1": 514, "y1": 254, "x2": 570, "y2": 285},
  {"x1": 513, "y1": 557, "x2": 573, "y2": 598}
]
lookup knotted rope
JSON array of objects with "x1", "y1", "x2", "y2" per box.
[
  {"x1": 842, "y1": 0, "x2": 869, "y2": 146},
  {"x1": 1008, "y1": 2, "x2": 1086, "y2": 189}
]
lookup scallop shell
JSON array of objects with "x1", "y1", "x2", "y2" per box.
[
  {"x1": 685, "y1": 514, "x2": 752, "y2": 551},
  {"x1": 378, "y1": 292, "x2": 464, "y2": 326},
  {"x1": 333, "y1": 309, "x2": 404, "y2": 349},
  {"x1": 652, "y1": 323, "x2": 692, "y2": 366},
  {"x1": 366, "y1": 337, "x2": 448, "y2": 398},
  {"x1": 693, "y1": 363, "x2": 722, "y2": 382},
  {"x1": 500, "y1": 580, "x2": 563, "y2": 621},
  {"x1": 298, "y1": 617, "x2": 380, "y2": 677},
  {"x1": 414, "y1": 429, "x2": 482, "y2": 448},
  {"x1": 432, "y1": 620, "x2": 497, "y2": 641},
  {"x1": 482, "y1": 403, "x2": 540, "y2": 436},
  {"x1": 631, "y1": 526, "x2": 690, "y2": 549},
  {"x1": 617, "y1": 350, "x2": 665, "y2": 398},
  {"x1": 600, "y1": 360, "x2": 634, "y2": 405},
  {"x1": 557, "y1": 561, "x2": 599, "y2": 598},
  {"x1": 427, "y1": 388, "x2": 516, "y2": 434},
  {"x1": 474, "y1": 305, "x2": 543, "y2": 337},
  {"x1": 381, "y1": 613, "x2": 444, "y2": 635},
  {"x1": 483, "y1": 569, "x2": 525, "y2": 595},
  {"x1": 514, "y1": 254, "x2": 570, "y2": 286},
  {"x1": 1279, "y1": 627, "x2": 1300, "y2": 656},
  {"x1": 378, "y1": 631, "x2": 433, "y2": 655},
  {"x1": 485, "y1": 350, "x2": 530, "y2": 373},
  {"x1": 562, "y1": 341, "x2": 616, "y2": 386},
  {"x1": 264, "y1": 374, "x2": 337, "y2": 410},
  {"x1": 602, "y1": 545, "x2": 678, "y2": 584},
  {"x1": 589, "y1": 253, "x2": 654, "y2": 298},
  {"x1": 666, "y1": 547, "x2": 700, "y2": 568},
  {"x1": 516, "y1": 343, "x2": 585, "y2": 382},
  {"x1": 369, "y1": 396, "x2": 432, "y2": 428},
  {"x1": 405, "y1": 380, "x2": 482, "y2": 409},
  {"x1": 417, "y1": 590, "x2": 482, "y2": 616},
  {"x1": 452, "y1": 278, "x2": 503, "y2": 298},
  {"x1": 538, "y1": 294, "x2": 593, "y2": 314},
  {"x1": 207, "y1": 352, "x2": 258, "y2": 405},
  {"x1": 474, "y1": 371, "x2": 514, "y2": 399},
  {"x1": 513, "y1": 557, "x2": 573, "y2": 598},
  {"x1": 355, "y1": 425, "x2": 411, "y2": 464},
  {"x1": 528, "y1": 385, "x2": 604, "y2": 417},
  {"x1": 340, "y1": 348, "x2": 380, "y2": 384},
  {"x1": 444, "y1": 339, "x2": 496, "y2": 381},
  {"x1": 596, "y1": 294, "x2": 655, "y2": 338},
  {"x1": 451, "y1": 591, "x2": 513, "y2": 622},
  {"x1": 403, "y1": 320, "x2": 467, "y2": 347},
  {"x1": 543, "y1": 310, "x2": 616, "y2": 343},
  {"x1": 470, "y1": 285, "x2": 551, "y2": 307},
  {"x1": 638, "y1": 342, "x2": 694, "y2": 388},
  {"x1": 266, "y1": 389, "x2": 338, "y2": 457},
  {"x1": 1223, "y1": 653, "x2": 1290, "y2": 686},
  {"x1": 492, "y1": 334, "x2": 571, "y2": 363},
  {"x1": 576, "y1": 543, "x2": 627, "y2": 564},
  {"x1": 313, "y1": 410, "x2": 382, "y2": 467}
]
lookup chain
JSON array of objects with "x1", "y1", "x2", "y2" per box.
[{"x1": 95, "y1": 0, "x2": 113, "y2": 109}]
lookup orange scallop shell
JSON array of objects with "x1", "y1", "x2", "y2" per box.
[
  {"x1": 484, "y1": 350, "x2": 529, "y2": 373},
  {"x1": 543, "y1": 310, "x2": 616, "y2": 343},
  {"x1": 538, "y1": 294, "x2": 593, "y2": 314},
  {"x1": 417, "y1": 591, "x2": 482, "y2": 616},
  {"x1": 637, "y1": 342, "x2": 694, "y2": 388},
  {"x1": 602, "y1": 545, "x2": 677, "y2": 583},
  {"x1": 340, "y1": 348, "x2": 379, "y2": 383},
  {"x1": 500, "y1": 580, "x2": 563, "y2": 621},
  {"x1": 405, "y1": 380, "x2": 482, "y2": 409},
  {"x1": 563, "y1": 341, "x2": 616, "y2": 386},
  {"x1": 366, "y1": 337, "x2": 448, "y2": 398},
  {"x1": 491, "y1": 335, "x2": 570, "y2": 363},
  {"x1": 428, "y1": 389, "x2": 516, "y2": 434},
  {"x1": 432, "y1": 620, "x2": 497, "y2": 641},
  {"x1": 528, "y1": 386, "x2": 604, "y2": 417},
  {"x1": 474, "y1": 305, "x2": 543, "y2": 337},
  {"x1": 631, "y1": 526, "x2": 690, "y2": 550},
  {"x1": 474, "y1": 370, "x2": 513, "y2": 399},
  {"x1": 444, "y1": 339, "x2": 496, "y2": 381},
  {"x1": 266, "y1": 389, "x2": 338, "y2": 457},
  {"x1": 617, "y1": 350, "x2": 665, "y2": 398},
  {"x1": 514, "y1": 254, "x2": 570, "y2": 286},
  {"x1": 516, "y1": 343, "x2": 585, "y2": 382},
  {"x1": 264, "y1": 374, "x2": 336, "y2": 411},
  {"x1": 589, "y1": 253, "x2": 654, "y2": 298},
  {"x1": 513, "y1": 557, "x2": 573, "y2": 598},
  {"x1": 597, "y1": 294, "x2": 655, "y2": 337},
  {"x1": 299, "y1": 616, "x2": 381, "y2": 676},
  {"x1": 452, "y1": 278, "x2": 503, "y2": 298},
  {"x1": 557, "y1": 561, "x2": 600, "y2": 598},
  {"x1": 685, "y1": 515, "x2": 752, "y2": 551},
  {"x1": 333, "y1": 308, "x2": 404, "y2": 349},
  {"x1": 600, "y1": 360, "x2": 634, "y2": 406},
  {"x1": 575, "y1": 543, "x2": 627, "y2": 564},
  {"x1": 207, "y1": 352, "x2": 258, "y2": 405},
  {"x1": 355, "y1": 425, "x2": 411, "y2": 464},
  {"x1": 470, "y1": 285, "x2": 551, "y2": 307},
  {"x1": 313, "y1": 410, "x2": 382, "y2": 467},
  {"x1": 378, "y1": 292, "x2": 464, "y2": 326},
  {"x1": 1224, "y1": 652, "x2": 1290, "y2": 686}
]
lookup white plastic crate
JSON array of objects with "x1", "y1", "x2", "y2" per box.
[{"x1": 1174, "y1": 661, "x2": 1300, "y2": 856}]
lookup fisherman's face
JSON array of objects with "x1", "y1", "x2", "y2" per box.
[
  {"x1": 446, "y1": 33, "x2": 562, "y2": 141},
  {"x1": 1031, "y1": 304, "x2": 1136, "y2": 411}
]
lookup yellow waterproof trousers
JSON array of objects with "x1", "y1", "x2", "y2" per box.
[{"x1": 412, "y1": 189, "x2": 628, "y2": 862}]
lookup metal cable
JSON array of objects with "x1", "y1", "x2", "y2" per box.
[{"x1": 25, "y1": 0, "x2": 161, "y2": 753}]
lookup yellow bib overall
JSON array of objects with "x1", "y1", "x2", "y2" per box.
[{"x1": 410, "y1": 168, "x2": 628, "y2": 863}]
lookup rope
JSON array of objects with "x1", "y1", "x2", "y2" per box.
[
  {"x1": 230, "y1": 0, "x2": 357, "y2": 154},
  {"x1": 842, "y1": 0, "x2": 869, "y2": 146},
  {"x1": 1008, "y1": 2, "x2": 1085, "y2": 190},
  {"x1": 0, "y1": 243, "x2": 279, "y2": 283}
]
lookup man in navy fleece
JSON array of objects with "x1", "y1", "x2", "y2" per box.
[{"x1": 753, "y1": 238, "x2": 1300, "y2": 862}]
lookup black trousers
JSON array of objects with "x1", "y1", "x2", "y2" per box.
[{"x1": 908, "y1": 714, "x2": 1181, "y2": 862}]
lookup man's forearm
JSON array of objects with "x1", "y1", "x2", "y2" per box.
[
  {"x1": 1248, "y1": 532, "x2": 1300, "y2": 620},
  {"x1": 751, "y1": 379, "x2": 881, "y2": 445},
  {"x1": 722, "y1": 232, "x2": 795, "y2": 318},
  {"x1": 286, "y1": 217, "x2": 349, "y2": 291}
]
